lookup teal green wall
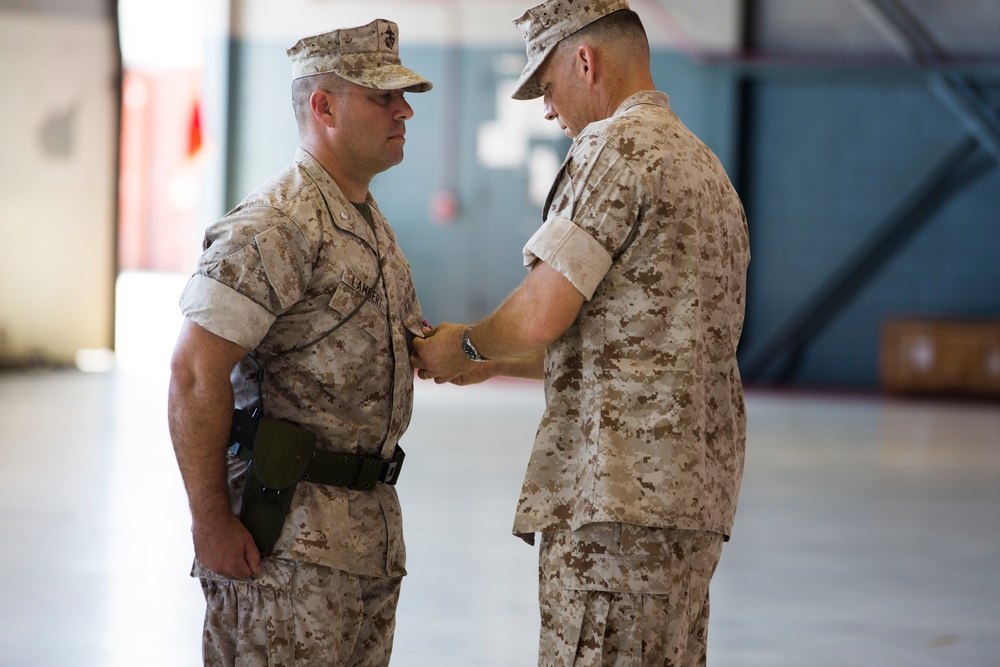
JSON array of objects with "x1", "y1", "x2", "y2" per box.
[{"x1": 739, "y1": 68, "x2": 1000, "y2": 387}]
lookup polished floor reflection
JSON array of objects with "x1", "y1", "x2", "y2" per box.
[{"x1": 1, "y1": 272, "x2": 998, "y2": 666}]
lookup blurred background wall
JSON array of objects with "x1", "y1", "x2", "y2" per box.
[
  {"x1": 1, "y1": 0, "x2": 998, "y2": 393},
  {"x1": 0, "y1": 0, "x2": 119, "y2": 366}
]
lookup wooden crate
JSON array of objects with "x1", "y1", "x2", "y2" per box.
[{"x1": 881, "y1": 318, "x2": 1000, "y2": 398}]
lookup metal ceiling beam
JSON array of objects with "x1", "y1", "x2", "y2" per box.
[
  {"x1": 862, "y1": 0, "x2": 1000, "y2": 162},
  {"x1": 929, "y1": 74, "x2": 1000, "y2": 163},
  {"x1": 854, "y1": 0, "x2": 939, "y2": 62},
  {"x1": 739, "y1": 0, "x2": 1000, "y2": 383}
]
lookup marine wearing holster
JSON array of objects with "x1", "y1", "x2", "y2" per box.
[
  {"x1": 229, "y1": 409, "x2": 405, "y2": 556},
  {"x1": 222, "y1": 183, "x2": 407, "y2": 557}
]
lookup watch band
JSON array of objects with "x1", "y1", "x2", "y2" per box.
[{"x1": 461, "y1": 325, "x2": 489, "y2": 362}]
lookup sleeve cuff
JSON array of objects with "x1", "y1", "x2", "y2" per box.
[
  {"x1": 523, "y1": 215, "x2": 613, "y2": 300},
  {"x1": 179, "y1": 274, "x2": 276, "y2": 350}
]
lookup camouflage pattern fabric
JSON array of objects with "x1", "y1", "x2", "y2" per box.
[
  {"x1": 200, "y1": 558, "x2": 401, "y2": 667},
  {"x1": 538, "y1": 523, "x2": 723, "y2": 667},
  {"x1": 180, "y1": 147, "x2": 422, "y2": 661},
  {"x1": 287, "y1": 19, "x2": 432, "y2": 92},
  {"x1": 181, "y1": 147, "x2": 420, "y2": 575},
  {"x1": 511, "y1": 0, "x2": 630, "y2": 100},
  {"x1": 516, "y1": 91, "x2": 750, "y2": 542}
]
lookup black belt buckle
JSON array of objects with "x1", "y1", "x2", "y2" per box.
[{"x1": 381, "y1": 445, "x2": 405, "y2": 486}]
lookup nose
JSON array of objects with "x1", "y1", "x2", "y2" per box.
[
  {"x1": 393, "y1": 92, "x2": 414, "y2": 121},
  {"x1": 543, "y1": 101, "x2": 558, "y2": 122}
]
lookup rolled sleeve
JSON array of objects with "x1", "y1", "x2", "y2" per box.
[
  {"x1": 179, "y1": 274, "x2": 276, "y2": 349},
  {"x1": 523, "y1": 215, "x2": 613, "y2": 301}
]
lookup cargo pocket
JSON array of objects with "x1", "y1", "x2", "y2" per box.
[{"x1": 543, "y1": 523, "x2": 675, "y2": 595}]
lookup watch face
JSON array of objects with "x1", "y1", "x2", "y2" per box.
[{"x1": 462, "y1": 338, "x2": 478, "y2": 361}]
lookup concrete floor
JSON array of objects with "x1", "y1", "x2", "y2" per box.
[{"x1": 1, "y1": 272, "x2": 999, "y2": 666}]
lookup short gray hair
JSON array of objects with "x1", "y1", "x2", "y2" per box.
[{"x1": 290, "y1": 72, "x2": 352, "y2": 129}]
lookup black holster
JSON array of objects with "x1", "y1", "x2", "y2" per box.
[{"x1": 237, "y1": 417, "x2": 316, "y2": 557}]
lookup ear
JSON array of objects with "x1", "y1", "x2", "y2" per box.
[
  {"x1": 575, "y1": 44, "x2": 597, "y2": 85},
  {"x1": 310, "y1": 89, "x2": 336, "y2": 129}
]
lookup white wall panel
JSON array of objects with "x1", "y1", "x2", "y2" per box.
[{"x1": 0, "y1": 11, "x2": 117, "y2": 364}]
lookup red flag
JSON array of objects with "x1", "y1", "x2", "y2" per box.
[{"x1": 187, "y1": 96, "x2": 203, "y2": 157}]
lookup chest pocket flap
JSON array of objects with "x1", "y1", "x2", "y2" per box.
[
  {"x1": 327, "y1": 268, "x2": 386, "y2": 341},
  {"x1": 255, "y1": 226, "x2": 307, "y2": 312}
]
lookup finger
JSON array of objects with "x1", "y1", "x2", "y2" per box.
[
  {"x1": 246, "y1": 542, "x2": 261, "y2": 575},
  {"x1": 231, "y1": 555, "x2": 256, "y2": 579}
]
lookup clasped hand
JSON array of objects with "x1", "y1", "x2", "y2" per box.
[{"x1": 410, "y1": 322, "x2": 491, "y2": 385}]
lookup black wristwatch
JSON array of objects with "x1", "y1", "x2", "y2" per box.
[{"x1": 461, "y1": 325, "x2": 489, "y2": 362}]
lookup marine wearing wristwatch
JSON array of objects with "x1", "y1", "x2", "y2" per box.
[{"x1": 461, "y1": 325, "x2": 489, "y2": 362}]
